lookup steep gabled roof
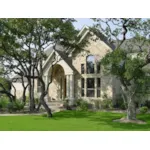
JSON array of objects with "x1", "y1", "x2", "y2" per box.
[
  {"x1": 55, "y1": 50, "x2": 77, "y2": 73},
  {"x1": 44, "y1": 26, "x2": 115, "y2": 57}
]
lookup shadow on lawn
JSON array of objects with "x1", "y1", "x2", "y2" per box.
[
  {"x1": 89, "y1": 113, "x2": 150, "y2": 131},
  {"x1": 53, "y1": 110, "x2": 96, "y2": 119},
  {"x1": 52, "y1": 110, "x2": 150, "y2": 130}
]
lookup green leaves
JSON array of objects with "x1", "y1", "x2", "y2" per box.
[{"x1": 101, "y1": 47, "x2": 148, "y2": 90}]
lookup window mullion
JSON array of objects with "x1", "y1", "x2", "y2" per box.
[
  {"x1": 95, "y1": 77, "x2": 97, "y2": 97},
  {"x1": 85, "y1": 77, "x2": 87, "y2": 97}
]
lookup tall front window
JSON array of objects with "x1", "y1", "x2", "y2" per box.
[
  {"x1": 97, "y1": 78, "x2": 101, "y2": 97},
  {"x1": 81, "y1": 78, "x2": 85, "y2": 97},
  {"x1": 80, "y1": 54, "x2": 101, "y2": 98},
  {"x1": 87, "y1": 78, "x2": 95, "y2": 97}
]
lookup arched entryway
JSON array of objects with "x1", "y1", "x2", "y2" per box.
[{"x1": 48, "y1": 64, "x2": 66, "y2": 101}]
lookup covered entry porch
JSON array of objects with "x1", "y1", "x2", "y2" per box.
[
  {"x1": 48, "y1": 64, "x2": 75, "y2": 105},
  {"x1": 43, "y1": 51, "x2": 75, "y2": 105}
]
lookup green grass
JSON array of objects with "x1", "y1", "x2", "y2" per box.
[{"x1": 0, "y1": 110, "x2": 150, "y2": 131}]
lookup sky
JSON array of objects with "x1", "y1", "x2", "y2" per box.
[{"x1": 73, "y1": 18, "x2": 95, "y2": 30}]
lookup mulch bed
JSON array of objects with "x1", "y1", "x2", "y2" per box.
[{"x1": 113, "y1": 117, "x2": 146, "y2": 124}]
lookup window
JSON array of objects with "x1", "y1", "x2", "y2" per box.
[
  {"x1": 80, "y1": 55, "x2": 101, "y2": 98},
  {"x1": 97, "y1": 62, "x2": 101, "y2": 73},
  {"x1": 97, "y1": 78, "x2": 101, "y2": 97},
  {"x1": 81, "y1": 64, "x2": 85, "y2": 74},
  {"x1": 81, "y1": 78, "x2": 84, "y2": 97},
  {"x1": 87, "y1": 78, "x2": 95, "y2": 97},
  {"x1": 87, "y1": 55, "x2": 95, "y2": 74}
]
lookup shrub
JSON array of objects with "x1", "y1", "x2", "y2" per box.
[
  {"x1": 76, "y1": 106, "x2": 82, "y2": 111},
  {"x1": 114, "y1": 94, "x2": 127, "y2": 110},
  {"x1": 63, "y1": 99, "x2": 72, "y2": 110},
  {"x1": 101, "y1": 99, "x2": 113, "y2": 109},
  {"x1": 80, "y1": 101, "x2": 89, "y2": 111},
  {"x1": 7, "y1": 103, "x2": 17, "y2": 112},
  {"x1": 15, "y1": 101, "x2": 24, "y2": 111},
  {"x1": 0, "y1": 96, "x2": 10, "y2": 110},
  {"x1": 7, "y1": 101, "x2": 24, "y2": 112},
  {"x1": 0, "y1": 96, "x2": 24, "y2": 112},
  {"x1": 118, "y1": 102, "x2": 127, "y2": 110},
  {"x1": 142, "y1": 100, "x2": 150, "y2": 109},
  {"x1": 75, "y1": 99, "x2": 89, "y2": 111},
  {"x1": 93, "y1": 100, "x2": 101, "y2": 110},
  {"x1": 139, "y1": 106, "x2": 148, "y2": 114},
  {"x1": 35, "y1": 98, "x2": 39, "y2": 105},
  {"x1": 75, "y1": 99, "x2": 82, "y2": 106}
]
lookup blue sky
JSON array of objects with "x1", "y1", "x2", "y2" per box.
[{"x1": 73, "y1": 18, "x2": 95, "y2": 30}]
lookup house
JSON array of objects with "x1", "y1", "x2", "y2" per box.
[
  {"x1": 12, "y1": 26, "x2": 140, "y2": 105},
  {"x1": 41, "y1": 26, "x2": 115, "y2": 105}
]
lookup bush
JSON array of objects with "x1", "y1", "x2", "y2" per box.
[
  {"x1": 75, "y1": 99, "x2": 89, "y2": 111},
  {"x1": 7, "y1": 103, "x2": 17, "y2": 112},
  {"x1": 139, "y1": 106, "x2": 148, "y2": 114},
  {"x1": 101, "y1": 99, "x2": 113, "y2": 109},
  {"x1": 0, "y1": 96, "x2": 10, "y2": 110},
  {"x1": 114, "y1": 94, "x2": 127, "y2": 110},
  {"x1": 80, "y1": 101, "x2": 89, "y2": 111},
  {"x1": 35, "y1": 98, "x2": 39, "y2": 104},
  {"x1": 142, "y1": 100, "x2": 150, "y2": 109},
  {"x1": 7, "y1": 101, "x2": 24, "y2": 112},
  {"x1": 15, "y1": 101, "x2": 24, "y2": 111},
  {"x1": 0, "y1": 96, "x2": 24, "y2": 112},
  {"x1": 93, "y1": 100, "x2": 101, "y2": 110},
  {"x1": 63, "y1": 99, "x2": 72, "y2": 110}
]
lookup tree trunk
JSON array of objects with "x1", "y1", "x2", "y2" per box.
[
  {"x1": 40, "y1": 94, "x2": 52, "y2": 117},
  {"x1": 32, "y1": 68, "x2": 35, "y2": 106},
  {"x1": 22, "y1": 87, "x2": 27, "y2": 104},
  {"x1": 120, "y1": 84, "x2": 136, "y2": 120},
  {"x1": 28, "y1": 78, "x2": 35, "y2": 112},
  {"x1": 127, "y1": 97, "x2": 136, "y2": 120},
  {"x1": 36, "y1": 102, "x2": 41, "y2": 111},
  {"x1": 39, "y1": 78, "x2": 53, "y2": 117}
]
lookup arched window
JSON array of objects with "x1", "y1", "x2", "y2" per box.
[{"x1": 86, "y1": 55, "x2": 95, "y2": 74}]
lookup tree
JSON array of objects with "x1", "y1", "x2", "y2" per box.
[
  {"x1": 0, "y1": 18, "x2": 86, "y2": 117},
  {"x1": 93, "y1": 18, "x2": 150, "y2": 120},
  {"x1": 0, "y1": 66, "x2": 15, "y2": 101}
]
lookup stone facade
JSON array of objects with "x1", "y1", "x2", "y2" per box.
[{"x1": 72, "y1": 33, "x2": 113, "y2": 101}]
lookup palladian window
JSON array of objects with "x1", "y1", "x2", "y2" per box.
[{"x1": 80, "y1": 55, "x2": 101, "y2": 98}]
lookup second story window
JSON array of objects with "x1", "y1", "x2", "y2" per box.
[
  {"x1": 97, "y1": 62, "x2": 101, "y2": 73},
  {"x1": 81, "y1": 64, "x2": 85, "y2": 74},
  {"x1": 86, "y1": 55, "x2": 95, "y2": 74}
]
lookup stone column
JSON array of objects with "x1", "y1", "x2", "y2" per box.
[
  {"x1": 66, "y1": 75, "x2": 70, "y2": 99},
  {"x1": 60, "y1": 77, "x2": 64, "y2": 100},
  {"x1": 69, "y1": 74, "x2": 74, "y2": 105}
]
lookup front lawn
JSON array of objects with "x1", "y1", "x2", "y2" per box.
[{"x1": 0, "y1": 111, "x2": 150, "y2": 131}]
